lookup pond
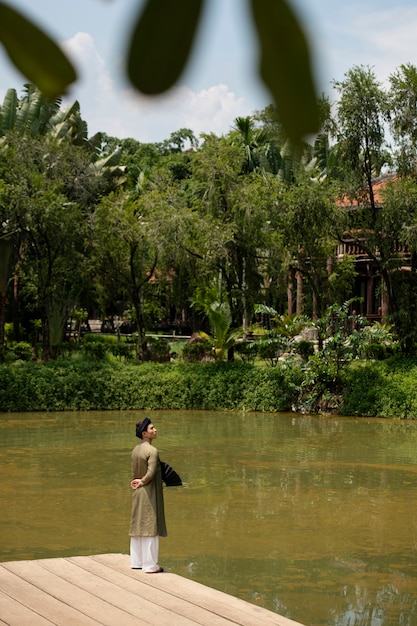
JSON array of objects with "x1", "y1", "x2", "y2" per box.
[{"x1": 1, "y1": 409, "x2": 417, "y2": 626}]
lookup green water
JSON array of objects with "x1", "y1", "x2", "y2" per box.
[{"x1": 1, "y1": 410, "x2": 417, "y2": 626}]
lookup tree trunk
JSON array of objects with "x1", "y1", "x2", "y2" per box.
[
  {"x1": 133, "y1": 300, "x2": 148, "y2": 361},
  {"x1": 0, "y1": 292, "x2": 5, "y2": 346},
  {"x1": 42, "y1": 316, "x2": 51, "y2": 361},
  {"x1": 12, "y1": 270, "x2": 21, "y2": 341}
]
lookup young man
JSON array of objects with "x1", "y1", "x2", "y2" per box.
[{"x1": 129, "y1": 417, "x2": 167, "y2": 573}]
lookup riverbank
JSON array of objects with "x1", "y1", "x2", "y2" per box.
[{"x1": 1, "y1": 356, "x2": 417, "y2": 417}]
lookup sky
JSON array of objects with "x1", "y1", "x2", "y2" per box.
[{"x1": 2, "y1": 0, "x2": 417, "y2": 143}]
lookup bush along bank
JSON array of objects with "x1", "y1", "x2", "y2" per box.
[
  {"x1": 0, "y1": 360, "x2": 303, "y2": 413},
  {"x1": 2, "y1": 356, "x2": 417, "y2": 417}
]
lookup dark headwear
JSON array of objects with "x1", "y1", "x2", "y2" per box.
[{"x1": 136, "y1": 417, "x2": 151, "y2": 439}]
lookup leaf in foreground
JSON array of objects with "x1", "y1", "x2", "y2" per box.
[
  {"x1": 0, "y1": 3, "x2": 77, "y2": 97},
  {"x1": 127, "y1": 0, "x2": 204, "y2": 95},
  {"x1": 250, "y1": 0, "x2": 319, "y2": 144}
]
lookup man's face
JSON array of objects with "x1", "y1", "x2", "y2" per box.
[{"x1": 144, "y1": 423, "x2": 157, "y2": 440}]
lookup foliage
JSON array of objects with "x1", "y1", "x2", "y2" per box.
[
  {"x1": 0, "y1": 3, "x2": 76, "y2": 97},
  {"x1": 332, "y1": 65, "x2": 389, "y2": 191},
  {"x1": 378, "y1": 177, "x2": 417, "y2": 352},
  {"x1": 82, "y1": 339, "x2": 109, "y2": 361},
  {"x1": 4, "y1": 64, "x2": 417, "y2": 366},
  {"x1": 340, "y1": 358, "x2": 417, "y2": 418},
  {"x1": 191, "y1": 287, "x2": 242, "y2": 360},
  {"x1": 125, "y1": 0, "x2": 319, "y2": 144},
  {"x1": 0, "y1": 359, "x2": 302, "y2": 412},
  {"x1": 147, "y1": 336, "x2": 171, "y2": 362},
  {"x1": 8, "y1": 341, "x2": 33, "y2": 361},
  {"x1": 234, "y1": 340, "x2": 258, "y2": 363},
  {"x1": 294, "y1": 339, "x2": 315, "y2": 360},
  {"x1": 0, "y1": 341, "x2": 33, "y2": 362},
  {"x1": 1, "y1": 354, "x2": 417, "y2": 417},
  {"x1": 389, "y1": 63, "x2": 417, "y2": 175},
  {"x1": 296, "y1": 351, "x2": 341, "y2": 414},
  {"x1": 182, "y1": 338, "x2": 214, "y2": 362},
  {"x1": 293, "y1": 301, "x2": 395, "y2": 413},
  {"x1": 252, "y1": 307, "x2": 308, "y2": 365},
  {"x1": 255, "y1": 306, "x2": 308, "y2": 337},
  {"x1": 91, "y1": 192, "x2": 161, "y2": 360},
  {"x1": 256, "y1": 335, "x2": 289, "y2": 366},
  {"x1": 275, "y1": 171, "x2": 353, "y2": 318},
  {"x1": 109, "y1": 342, "x2": 135, "y2": 361}
]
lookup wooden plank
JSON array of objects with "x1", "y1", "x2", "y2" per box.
[
  {"x1": 93, "y1": 554, "x2": 305, "y2": 626},
  {"x1": 64, "y1": 555, "x2": 236, "y2": 626},
  {"x1": 0, "y1": 555, "x2": 306, "y2": 626},
  {"x1": 0, "y1": 565, "x2": 100, "y2": 626},
  {"x1": 2, "y1": 560, "x2": 157, "y2": 626},
  {"x1": 38, "y1": 557, "x2": 198, "y2": 626},
  {"x1": 0, "y1": 590, "x2": 54, "y2": 626}
]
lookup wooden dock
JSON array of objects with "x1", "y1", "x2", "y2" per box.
[{"x1": 0, "y1": 553, "x2": 305, "y2": 626}]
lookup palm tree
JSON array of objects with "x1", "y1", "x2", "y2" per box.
[
  {"x1": 231, "y1": 115, "x2": 278, "y2": 174},
  {"x1": 192, "y1": 288, "x2": 242, "y2": 361}
]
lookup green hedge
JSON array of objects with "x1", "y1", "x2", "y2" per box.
[
  {"x1": 0, "y1": 360, "x2": 302, "y2": 412},
  {"x1": 2, "y1": 357, "x2": 417, "y2": 416},
  {"x1": 340, "y1": 357, "x2": 417, "y2": 418}
]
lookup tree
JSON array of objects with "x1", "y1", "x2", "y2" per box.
[
  {"x1": 190, "y1": 133, "x2": 280, "y2": 332},
  {"x1": 333, "y1": 65, "x2": 390, "y2": 207},
  {"x1": 277, "y1": 171, "x2": 354, "y2": 320},
  {"x1": 0, "y1": 133, "x2": 102, "y2": 358},
  {"x1": 1, "y1": 85, "x2": 71, "y2": 139},
  {"x1": 332, "y1": 66, "x2": 402, "y2": 321},
  {"x1": 379, "y1": 177, "x2": 417, "y2": 352},
  {"x1": 389, "y1": 63, "x2": 417, "y2": 175},
  {"x1": 92, "y1": 191, "x2": 165, "y2": 360},
  {"x1": 231, "y1": 115, "x2": 276, "y2": 174},
  {"x1": 0, "y1": 86, "x2": 125, "y2": 348}
]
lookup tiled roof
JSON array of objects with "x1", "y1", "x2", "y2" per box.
[{"x1": 337, "y1": 173, "x2": 398, "y2": 207}]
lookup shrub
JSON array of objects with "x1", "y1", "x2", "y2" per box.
[
  {"x1": 2, "y1": 355, "x2": 417, "y2": 417},
  {"x1": 82, "y1": 340, "x2": 109, "y2": 360},
  {"x1": 362, "y1": 342, "x2": 387, "y2": 360},
  {"x1": 294, "y1": 339, "x2": 315, "y2": 361},
  {"x1": 234, "y1": 341, "x2": 258, "y2": 363},
  {"x1": 182, "y1": 340, "x2": 213, "y2": 362},
  {"x1": 257, "y1": 339, "x2": 282, "y2": 365},
  {"x1": 148, "y1": 336, "x2": 171, "y2": 362},
  {"x1": 83, "y1": 333, "x2": 118, "y2": 345},
  {"x1": 9, "y1": 342, "x2": 34, "y2": 361},
  {"x1": 0, "y1": 345, "x2": 14, "y2": 363},
  {"x1": 110, "y1": 343, "x2": 134, "y2": 360}
]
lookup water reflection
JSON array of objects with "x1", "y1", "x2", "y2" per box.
[{"x1": 1, "y1": 410, "x2": 417, "y2": 625}]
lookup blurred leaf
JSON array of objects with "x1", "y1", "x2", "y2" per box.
[
  {"x1": 0, "y1": 3, "x2": 77, "y2": 97},
  {"x1": 250, "y1": 0, "x2": 319, "y2": 144},
  {"x1": 127, "y1": 0, "x2": 204, "y2": 94}
]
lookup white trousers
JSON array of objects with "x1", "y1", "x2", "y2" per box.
[{"x1": 130, "y1": 536, "x2": 160, "y2": 572}]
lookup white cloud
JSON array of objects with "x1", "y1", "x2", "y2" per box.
[
  {"x1": 61, "y1": 32, "x2": 254, "y2": 143},
  {"x1": 120, "y1": 84, "x2": 249, "y2": 141}
]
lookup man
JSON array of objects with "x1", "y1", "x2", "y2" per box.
[{"x1": 129, "y1": 417, "x2": 167, "y2": 573}]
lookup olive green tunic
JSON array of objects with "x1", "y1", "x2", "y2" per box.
[{"x1": 129, "y1": 440, "x2": 167, "y2": 537}]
